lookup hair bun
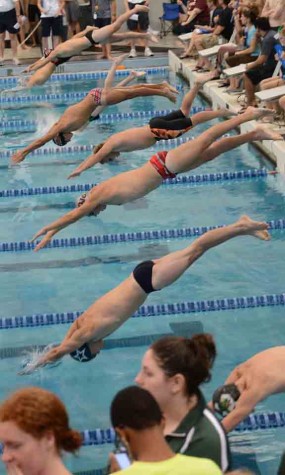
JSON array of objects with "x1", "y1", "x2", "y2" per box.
[{"x1": 61, "y1": 429, "x2": 82, "y2": 453}]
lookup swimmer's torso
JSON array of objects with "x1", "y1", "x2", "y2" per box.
[
  {"x1": 76, "y1": 276, "x2": 147, "y2": 341},
  {"x1": 60, "y1": 97, "x2": 97, "y2": 131},
  {"x1": 89, "y1": 162, "x2": 163, "y2": 205},
  {"x1": 234, "y1": 347, "x2": 285, "y2": 398}
]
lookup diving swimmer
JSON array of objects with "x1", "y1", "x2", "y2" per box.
[
  {"x1": 211, "y1": 346, "x2": 285, "y2": 432},
  {"x1": 68, "y1": 78, "x2": 236, "y2": 178},
  {"x1": 19, "y1": 215, "x2": 270, "y2": 374},
  {"x1": 31, "y1": 108, "x2": 282, "y2": 251},
  {"x1": 11, "y1": 81, "x2": 177, "y2": 163},
  {"x1": 24, "y1": 5, "x2": 157, "y2": 73}
]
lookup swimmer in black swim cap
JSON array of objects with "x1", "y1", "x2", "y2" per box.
[
  {"x1": 53, "y1": 132, "x2": 74, "y2": 147},
  {"x1": 70, "y1": 342, "x2": 103, "y2": 362}
]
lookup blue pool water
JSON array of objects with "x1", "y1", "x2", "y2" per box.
[{"x1": 0, "y1": 69, "x2": 285, "y2": 474}]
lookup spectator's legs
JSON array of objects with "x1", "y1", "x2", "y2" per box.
[
  {"x1": 9, "y1": 33, "x2": 18, "y2": 64},
  {"x1": 243, "y1": 73, "x2": 257, "y2": 107},
  {"x1": 0, "y1": 32, "x2": 5, "y2": 62}
]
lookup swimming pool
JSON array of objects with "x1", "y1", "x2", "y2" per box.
[{"x1": 0, "y1": 68, "x2": 285, "y2": 474}]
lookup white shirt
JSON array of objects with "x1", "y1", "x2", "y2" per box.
[
  {"x1": 0, "y1": 0, "x2": 17, "y2": 13},
  {"x1": 40, "y1": 0, "x2": 61, "y2": 17}
]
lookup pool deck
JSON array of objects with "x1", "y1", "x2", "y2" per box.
[{"x1": 169, "y1": 50, "x2": 285, "y2": 173}]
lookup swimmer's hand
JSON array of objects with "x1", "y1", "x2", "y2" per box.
[
  {"x1": 31, "y1": 228, "x2": 58, "y2": 251},
  {"x1": 18, "y1": 361, "x2": 39, "y2": 376},
  {"x1": 68, "y1": 168, "x2": 82, "y2": 179},
  {"x1": 11, "y1": 150, "x2": 27, "y2": 164},
  {"x1": 134, "y1": 4, "x2": 149, "y2": 13},
  {"x1": 113, "y1": 53, "x2": 129, "y2": 65}
]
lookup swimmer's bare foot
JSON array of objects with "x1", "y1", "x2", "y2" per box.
[
  {"x1": 164, "y1": 88, "x2": 177, "y2": 103},
  {"x1": 252, "y1": 125, "x2": 284, "y2": 141},
  {"x1": 194, "y1": 74, "x2": 213, "y2": 86},
  {"x1": 147, "y1": 33, "x2": 159, "y2": 43},
  {"x1": 162, "y1": 80, "x2": 179, "y2": 95},
  {"x1": 238, "y1": 215, "x2": 270, "y2": 241},
  {"x1": 245, "y1": 106, "x2": 275, "y2": 120},
  {"x1": 130, "y1": 70, "x2": 147, "y2": 79}
]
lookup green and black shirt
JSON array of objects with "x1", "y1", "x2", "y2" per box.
[{"x1": 165, "y1": 391, "x2": 231, "y2": 472}]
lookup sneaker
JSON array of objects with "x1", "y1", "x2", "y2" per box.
[
  {"x1": 129, "y1": 48, "x2": 137, "y2": 58},
  {"x1": 13, "y1": 58, "x2": 20, "y2": 66},
  {"x1": 144, "y1": 47, "x2": 154, "y2": 57}
]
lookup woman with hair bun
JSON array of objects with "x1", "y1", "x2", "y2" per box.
[
  {"x1": 0, "y1": 387, "x2": 82, "y2": 475},
  {"x1": 135, "y1": 334, "x2": 231, "y2": 472}
]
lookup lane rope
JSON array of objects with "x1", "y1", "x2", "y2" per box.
[
  {"x1": 0, "y1": 219, "x2": 283, "y2": 253},
  {"x1": 0, "y1": 169, "x2": 274, "y2": 198},
  {"x1": 0, "y1": 291, "x2": 284, "y2": 329}
]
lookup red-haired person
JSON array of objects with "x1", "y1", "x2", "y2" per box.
[{"x1": 0, "y1": 387, "x2": 82, "y2": 475}]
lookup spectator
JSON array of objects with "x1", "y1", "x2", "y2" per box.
[
  {"x1": 0, "y1": 0, "x2": 21, "y2": 65},
  {"x1": 180, "y1": 0, "x2": 223, "y2": 59},
  {"x1": 241, "y1": 16, "x2": 277, "y2": 110},
  {"x1": 192, "y1": 0, "x2": 233, "y2": 73},
  {"x1": 65, "y1": 0, "x2": 80, "y2": 38},
  {"x1": 0, "y1": 387, "x2": 82, "y2": 475},
  {"x1": 261, "y1": 0, "x2": 285, "y2": 31},
  {"x1": 109, "y1": 385, "x2": 223, "y2": 475},
  {"x1": 124, "y1": 0, "x2": 153, "y2": 58},
  {"x1": 92, "y1": 0, "x2": 116, "y2": 60},
  {"x1": 28, "y1": 0, "x2": 41, "y2": 47},
  {"x1": 37, "y1": 0, "x2": 65, "y2": 50},
  {"x1": 135, "y1": 334, "x2": 231, "y2": 472},
  {"x1": 220, "y1": 6, "x2": 259, "y2": 92},
  {"x1": 173, "y1": 0, "x2": 210, "y2": 36}
]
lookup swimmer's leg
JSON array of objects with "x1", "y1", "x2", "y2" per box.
[
  {"x1": 103, "y1": 83, "x2": 177, "y2": 105},
  {"x1": 184, "y1": 125, "x2": 284, "y2": 168},
  {"x1": 151, "y1": 216, "x2": 270, "y2": 290},
  {"x1": 166, "y1": 107, "x2": 275, "y2": 173},
  {"x1": 180, "y1": 80, "x2": 205, "y2": 116}
]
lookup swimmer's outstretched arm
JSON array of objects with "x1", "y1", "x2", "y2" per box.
[
  {"x1": 19, "y1": 325, "x2": 97, "y2": 374},
  {"x1": 11, "y1": 123, "x2": 61, "y2": 164},
  {"x1": 31, "y1": 193, "x2": 102, "y2": 250},
  {"x1": 68, "y1": 138, "x2": 120, "y2": 178},
  {"x1": 221, "y1": 390, "x2": 259, "y2": 432}
]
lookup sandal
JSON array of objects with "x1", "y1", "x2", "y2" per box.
[{"x1": 192, "y1": 66, "x2": 204, "y2": 72}]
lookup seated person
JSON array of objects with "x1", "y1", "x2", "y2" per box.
[
  {"x1": 173, "y1": 0, "x2": 210, "y2": 36},
  {"x1": 241, "y1": 16, "x2": 278, "y2": 109},
  {"x1": 180, "y1": 0, "x2": 223, "y2": 59},
  {"x1": 258, "y1": 27, "x2": 285, "y2": 114},
  {"x1": 224, "y1": 6, "x2": 260, "y2": 92},
  {"x1": 192, "y1": 0, "x2": 233, "y2": 73}
]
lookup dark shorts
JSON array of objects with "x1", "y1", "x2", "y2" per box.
[
  {"x1": 94, "y1": 17, "x2": 111, "y2": 28},
  {"x1": 28, "y1": 4, "x2": 40, "y2": 22},
  {"x1": 65, "y1": 0, "x2": 80, "y2": 23},
  {"x1": 127, "y1": 1, "x2": 149, "y2": 32},
  {"x1": 245, "y1": 63, "x2": 277, "y2": 86},
  {"x1": 41, "y1": 16, "x2": 63, "y2": 37},
  {"x1": 0, "y1": 8, "x2": 18, "y2": 34}
]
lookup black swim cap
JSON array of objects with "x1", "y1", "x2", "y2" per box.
[
  {"x1": 212, "y1": 384, "x2": 241, "y2": 416},
  {"x1": 70, "y1": 343, "x2": 97, "y2": 363},
  {"x1": 53, "y1": 132, "x2": 71, "y2": 147}
]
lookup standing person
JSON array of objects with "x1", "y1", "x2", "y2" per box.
[
  {"x1": 124, "y1": 0, "x2": 153, "y2": 58},
  {"x1": 19, "y1": 215, "x2": 270, "y2": 374},
  {"x1": 211, "y1": 346, "x2": 285, "y2": 433},
  {"x1": 135, "y1": 334, "x2": 230, "y2": 471},
  {"x1": 108, "y1": 386, "x2": 223, "y2": 475},
  {"x1": 0, "y1": 0, "x2": 21, "y2": 65},
  {"x1": 37, "y1": 0, "x2": 65, "y2": 50},
  {"x1": 0, "y1": 387, "x2": 82, "y2": 475},
  {"x1": 65, "y1": 0, "x2": 80, "y2": 38},
  {"x1": 92, "y1": 0, "x2": 116, "y2": 60},
  {"x1": 28, "y1": 0, "x2": 40, "y2": 46},
  {"x1": 261, "y1": 0, "x2": 285, "y2": 31}
]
